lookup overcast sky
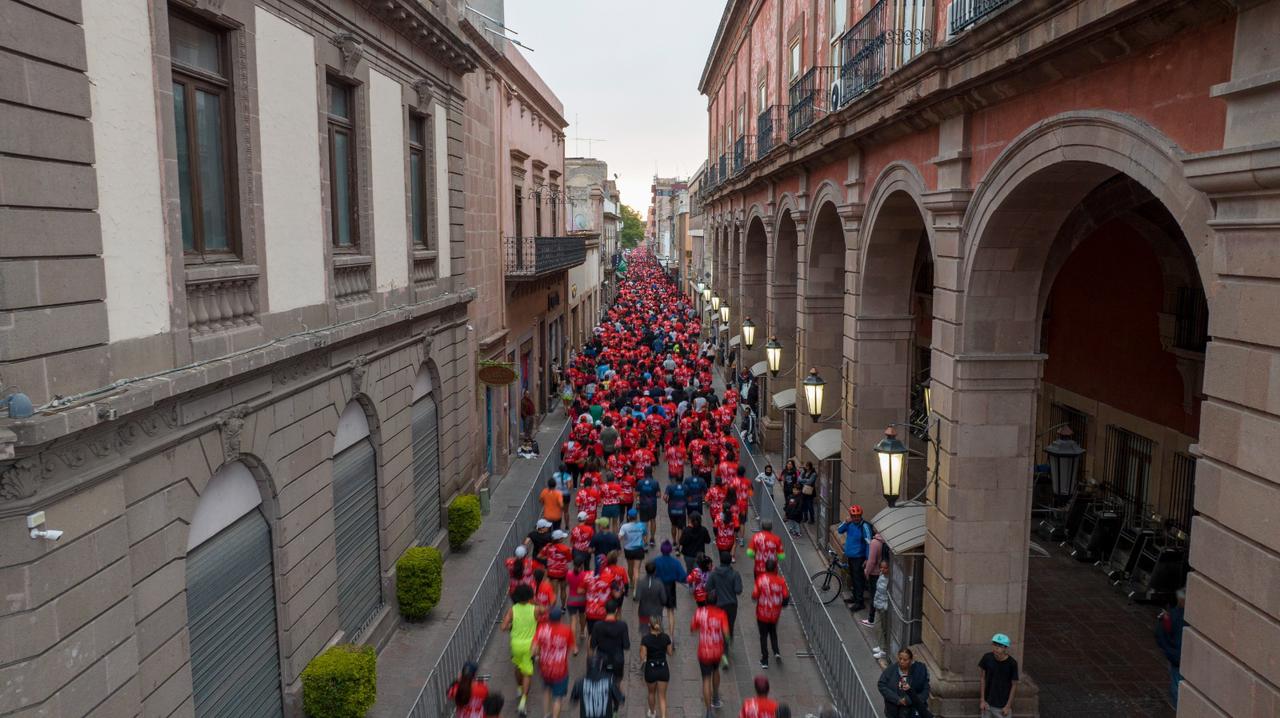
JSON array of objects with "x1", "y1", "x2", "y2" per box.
[{"x1": 503, "y1": 0, "x2": 725, "y2": 215}]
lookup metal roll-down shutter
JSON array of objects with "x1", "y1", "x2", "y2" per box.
[
  {"x1": 333, "y1": 439, "x2": 382, "y2": 637},
  {"x1": 412, "y1": 395, "x2": 442, "y2": 543}
]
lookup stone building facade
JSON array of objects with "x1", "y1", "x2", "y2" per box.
[
  {"x1": 564, "y1": 157, "x2": 609, "y2": 349},
  {"x1": 0, "y1": 0, "x2": 482, "y2": 715},
  {"x1": 459, "y1": 6, "x2": 576, "y2": 480},
  {"x1": 700, "y1": 0, "x2": 1280, "y2": 715}
]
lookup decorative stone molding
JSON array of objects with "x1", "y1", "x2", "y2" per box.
[
  {"x1": 350, "y1": 355, "x2": 369, "y2": 394},
  {"x1": 333, "y1": 31, "x2": 364, "y2": 77},
  {"x1": 193, "y1": 0, "x2": 227, "y2": 16},
  {"x1": 413, "y1": 78, "x2": 436, "y2": 110},
  {"x1": 273, "y1": 355, "x2": 328, "y2": 386},
  {"x1": 333, "y1": 260, "x2": 373, "y2": 304},
  {"x1": 0, "y1": 458, "x2": 40, "y2": 501},
  {"x1": 186, "y1": 274, "x2": 259, "y2": 334},
  {"x1": 216, "y1": 405, "x2": 249, "y2": 463}
]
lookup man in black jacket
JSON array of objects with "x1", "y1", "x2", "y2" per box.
[
  {"x1": 704, "y1": 551, "x2": 743, "y2": 664},
  {"x1": 877, "y1": 647, "x2": 933, "y2": 718}
]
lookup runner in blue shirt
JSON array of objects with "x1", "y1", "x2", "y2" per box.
[
  {"x1": 636, "y1": 471, "x2": 661, "y2": 547},
  {"x1": 664, "y1": 477, "x2": 688, "y2": 544},
  {"x1": 684, "y1": 474, "x2": 707, "y2": 518}
]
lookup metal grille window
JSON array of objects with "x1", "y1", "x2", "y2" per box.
[
  {"x1": 1103, "y1": 425, "x2": 1154, "y2": 518},
  {"x1": 1051, "y1": 403, "x2": 1090, "y2": 450},
  {"x1": 170, "y1": 13, "x2": 236, "y2": 258},
  {"x1": 186, "y1": 511, "x2": 284, "y2": 718},
  {"x1": 408, "y1": 115, "x2": 428, "y2": 247},
  {"x1": 327, "y1": 79, "x2": 359, "y2": 249},
  {"x1": 1167, "y1": 452, "x2": 1197, "y2": 534},
  {"x1": 1175, "y1": 286, "x2": 1209, "y2": 352}
]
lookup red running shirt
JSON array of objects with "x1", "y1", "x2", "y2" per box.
[
  {"x1": 752, "y1": 572, "x2": 790, "y2": 624},
  {"x1": 447, "y1": 679, "x2": 488, "y2": 718},
  {"x1": 540, "y1": 543, "x2": 572, "y2": 579},
  {"x1": 585, "y1": 573, "x2": 612, "y2": 620},
  {"x1": 749, "y1": 531, "x2": 783, "y2": 576},
  {"x1": 534, "y1": 622, "x2": 576, "y2": 682},
  {"x1": 691, "y1": 605, "x2": 730, "y2": 664},
  {"x1": 739, "y1": 696, "x2": 779, "y2": 718},
  {"x1": 570, "y1": 524, "x2": 594, "y2": 553}
]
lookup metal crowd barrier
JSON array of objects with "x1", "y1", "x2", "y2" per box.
[
  {"x1": 406, "y1": 423, "x2": 570, "y2": 718},
  {"x1": 739, "y1": 430, "x2": 880, "y2": 718}
]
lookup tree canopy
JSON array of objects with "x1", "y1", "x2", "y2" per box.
[{"x1": 620, "y1": 204, "x2": 644, "y2": 248}]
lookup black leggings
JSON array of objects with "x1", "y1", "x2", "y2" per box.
[
  {"x1": 757, "y1": 620, "x2": 779, "y2": 660},
  {"x1": 723, "y1": 603, "x2": 738, "y2": 638}
]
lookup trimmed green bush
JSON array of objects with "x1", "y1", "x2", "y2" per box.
[
  {"x1": 448, "y1": 494, "x2": 482, "y2": 550},
  {"x1": 396, "y1": 546, "x2": 444, "y2": 621},
  {"x1": 300, "y1": 644, "x2": 376, "y2": 718}
]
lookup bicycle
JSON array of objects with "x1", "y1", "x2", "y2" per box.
[{"x1": 809, "y1": 548, "x2": 848, "y2": 605}]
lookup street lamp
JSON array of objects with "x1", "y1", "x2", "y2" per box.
[
  {"x1": 802, "y1": 368, "x2": 825, "y2": 422},
  {"x1": 765, "y1": 337, "x2": 782, "y2": 377},
  {"x1": 719, "y1": 303, "x2": 730, "y2": 325},
  {"x1": 696, "y1": 280, "x2": 706, "y2": 295},
  {"x1": 711, "y1": 294, "x2": 721, "y2": 312},
  {"x1": 873, "y1": 426, "x2": 909, "y2": 507},
  {"x1": 741, "y1": 317, "x2": 756, "y2": 350},
  {"x1": 1044, "y1": 426, "x2": 1086, "y2": 498},
  {"x1": 703, "y1": 286, "x2": 712, "y2": 303}
]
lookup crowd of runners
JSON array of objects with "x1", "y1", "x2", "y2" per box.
[{"x1": 450, "y1": 250, "x2": 833, "y2": 718}]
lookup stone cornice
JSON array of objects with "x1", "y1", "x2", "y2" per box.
[{"x1": 356, "y1": 0, "x2": 482, "y2": 75}]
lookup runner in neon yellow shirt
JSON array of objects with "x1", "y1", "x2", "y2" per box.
[{"x1": 502, "y1": 584, "x2": 538, "y2": 716}]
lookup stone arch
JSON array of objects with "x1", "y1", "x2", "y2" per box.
[
  {"x1": 959, "y1": 110, "x2": 1214, "y2": 354},
  {"x1": 801, "y1": 199, "x2": 845, "y2": 412},
  {"x1": 186, "y1": 455, "x2": 279, "y2": 552},
  {"x1": 807, "y1": 180, "x2": 845, "y2": 231},
  {"x1": 742, "y1": 214, "x2": 770, "y2": 343},
  {"x1": 774, "y1": 192, "x2": 800, "y2": 227},
  {"x1": 770, "y1": 208, "x2": 800, "y2": 354}
]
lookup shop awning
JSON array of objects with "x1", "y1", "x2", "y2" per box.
[
  {"x1": 719, "y1": 324, "x2": 729, "y2": 333},
  {"x1": 772, "y1": 388, "x2": 796, "y2": 410},
  {"x1": 729, "y1": 334, "x2": 741, "y2": 348},
  {"x1": 869, "y1": 502, "x2": 927, "y2": 555},
  {"x1": 750, "y1": 361, "x2": 768, "y2": 378},
  {"x1": 804, "y1": 428, "x2": 842, "y2": 462}
]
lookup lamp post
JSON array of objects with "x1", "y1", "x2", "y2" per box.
[
  {"x1": 711, "y1": 294, "x2": 721, "y2": 312},
  {"x1": 719, "y1": 303, "x2": 730, "y2": 325},
  {"x1": 802, "y1": 368, "x2": 825, "y2": 422},
  {"x1": 702, "y1": 285, "x2": 712, "y2": 303},
  {"x1": 1045, "y1": 426, "x2": 1086, "y2": 498},
  {"x1": 741, "y1": 317, "x2": 756, "y2": 350},
  {"x1": 873, "y1": 426, "x2": 909, "y2": 507},
  {"x1": 765, "y1": 337, "x2": 782, "y2": 377}
]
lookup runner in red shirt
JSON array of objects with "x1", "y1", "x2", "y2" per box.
[
  {"x1": 583, "y1": 571, "x2": 612, "y2": 630},
  {"x1": 691, "y1": 599, "x2": 731, "y2": 712},
  {"x1": 665, "y1": 441, "x2": 686, "y2": 479},
  {"x1": 569, "y1": 513, "x2": 594, "y2": 565},
  {"x1": 713, "y1": 503, "x2": 740, "y2": 557},
  {"x1": 747, "y1": 521, "x2": 785, "y2": 578},
  {"x1": 533, "y1": 568, "x2": 557, "y2": 622},
  {"x1": 576, "y1": 481, "x2": 600, "y2": 525},
  {"x1": 539, "y1": 530, "x2": 573, "y2": 606},
  {"x1": 532, "y1": 606, "x2": 577, "y2": 718},
  {"x1": 447, "y1": 662, "x2": 488, "y2": 718},
  {"x1": 740, "y1": 676, "x2": 779, "y2": 718},
  {"x1": 752, "y1": 560, "x2": 790, "y2": 669}
]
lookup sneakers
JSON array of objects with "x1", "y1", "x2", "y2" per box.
[
  {"x1": 872, "y1": 648, "x2": 887, "y2": 660},
  {"x1": 760, "y1": 659, "x2": 769, "y2": 669},
  {"x1": 711, "y1": 696, "x2": 724, "y2": 708},
  {"x1": 647, "y1": 710, "x2": 657, "y2": 718},
  {"x1": 774, "y1": 651, "x2": 782, "y2": 661},
  {"x1": 517, "y1": 691, "x2": 528, "y2": 716},
  {"x1": 859, "y1": 618, "x2": 875, "y2": 627}
]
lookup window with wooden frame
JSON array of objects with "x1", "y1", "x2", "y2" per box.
[
  {"x1": 170, "y1": 12, "x2": 237, "y2": 259},
  {"x1": 408, "y1": 113, "x2": 428, "y2": 248},
  {"x1": 550, "y1": 185, "x2": 559, "y2": 235},
  {"x1": 830, "y1": 0, "x2": 847, "y2": 68},
  {"x1": 789, "y1": 40, "x2": 802, "y2": 80},
  {"x1": 534, "y1": 189, "x2": 543, "y2": 236},
  {"x1": 514, "y1": 186, "x2": 524, "y2": 237},
  {"x1": 737, "y1": 105, "x2": 745, "y2": 137},
  {"x1": 326, "y1": 77, "x2": 359, "y2": 249},
  {"x1": 757, "y1": 80, "x2": 767, "y2": 114}
]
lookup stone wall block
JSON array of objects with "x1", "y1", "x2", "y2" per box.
[
  {"x1": 1182, "y1": 625, "x2": 1280, "y2": 718},
  {"x1": 1192, "y1": 457, "x2": 1280, "y2": 549},
  {"x1": 132, "y1": 559, "x2": 184, "y2": 622},
  {"x1": 1185, "y1": 572, "x2": 1280, "y2": 687},
  {"x1": 1188, "y1": 516, "x2": 1280, "y2": 619}
]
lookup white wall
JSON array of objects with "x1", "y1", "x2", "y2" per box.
[
  {"x1": 256, "y1": 8, "x2": 325, "y2": 312},
  {"x1": 433, "y1": 103, "x2": 451, "y2": 279},
  {"x1": 84, "y1": 0, "x2": 170, "y2": 341},
  {"x1": 369, "y1": 69, "x2": 409, "y2": 291}
]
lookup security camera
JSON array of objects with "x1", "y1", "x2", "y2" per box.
[{"x1": 30, "y1": 528, "x2": 63, "y2": 541}]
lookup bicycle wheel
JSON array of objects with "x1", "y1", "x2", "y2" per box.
[{"x1": 809, "y1": 568, "x2": 844, "y2": 605}]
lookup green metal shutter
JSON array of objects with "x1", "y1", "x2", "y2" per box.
[
  {"x1": 412, "y1": 396, "x2": 441, "y2": 543},
  {"x1": 334, "y1": 439, "x2": 382, "y2": 637},
  {"x1": 186, "y1": 511, "x2": 284, "y2": 718}
]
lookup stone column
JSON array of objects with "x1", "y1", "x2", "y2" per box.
[{"x1": 1179, "y1": 2, "x2": 1280, "y2": 715}]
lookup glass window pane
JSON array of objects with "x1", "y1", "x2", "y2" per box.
[
  {"x1": 170, "y1": 17, "x2": 221, "y2": 76},
  {"x1": 195, "y1": 90, "x2": 230, "y2": 251},
  {"x1": 333, "y1": 130, "x2": 353, "y2": 246},
  {"x1": 173, "y1": 82, "x2": 196, "y2": 251},
  {"x1": 328, "y1": 81, "x2": 350, "y2": 120},
  {"x1": 409, "y1": 117, "x2": 424, "y2": 146},
  {"x1": 410, "y1": 150, "x2": 425, "y2": 245}
]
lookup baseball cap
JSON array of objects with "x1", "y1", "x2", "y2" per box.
[
  {"x1": 627, "y1": 508, "x2": 638, "y2": 518},
  {"x1": 536, "y1": 518, "x2": 553, "y2": 529},
  {"x1": 991, "y1": 633, "x2": 1011, "y2": 647},
  {"x1": 514, "y1": 546, "x2": 527, "y2": 558},
  {"x1": 596, "y1": 517, "x2": 610, "y2": 528},
  {"x1": 551, "y1": 530, "x2": 568, "y2": 540},
  {"x1": 577, "y1": 511, "x2": 588, "y2": 521}
]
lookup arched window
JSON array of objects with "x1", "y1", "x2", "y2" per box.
[
  {"x1": 332, "y1": 400, "x2": 382, "y2": 638},
  {"x1": 185, "y1": 462, "x2": 283, "y2": 717}
]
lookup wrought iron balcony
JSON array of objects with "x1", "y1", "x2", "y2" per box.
[
  {"x1": 757, "y1": 106, "x2": 785, "y2": 159},
  {"x1": 718, "y1": 153, "x2": 728, "y2": 182},
  {"x1": 949, "y1": 0, "x2": 1018, "y2": 36},
  {"x1": 837, "y1": 0, "x2": 888, "y2": 108},
  {"x1": 733, "y1": 136, "x2": 747, "y2": 175},
  {"x1": 504, "y1": 235, "x2": 587, "y2": 280},
  {"x1": 788, "y1": 65, "x2": 836, "y2": 139}
]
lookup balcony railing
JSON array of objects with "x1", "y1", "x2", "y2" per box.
[
  {"x1": 733, "y1": 136, "x2": 747, "y2": 175},
  {"x1": 757, "y1": 105, "x2": 785, "y2": 159},
  {"x1": 838, "y1": 0, "x2": 889, "y2": 107},
  {"x1": 718, "y1": 153, "x2": 728, "y2": 182},
  {"x1": 788, "y1": 65, "x2": 836, "y2": 139},
  {"x1": 504, "y1": 236, "x2": 587, "y2": 279},
  {"x1": 949, "y1": 0, "x2": 1018, "y2": 36}
]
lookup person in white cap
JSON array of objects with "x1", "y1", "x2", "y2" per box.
[
  {"x1": 978, "y1": 633, "x2": 1019, "y2": 717},
  {"x1": 539, "y1": 529, "x2": 573, "y2": 606},
  {"x1": 526, "y1": 518, "x2": 555, "y2": 557}
]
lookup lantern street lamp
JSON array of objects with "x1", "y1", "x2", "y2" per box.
[
  {"x1": 765, "y1": 337, "x2": 783, "y2": 377},
  {"x1": 711, "y1": 294, "x2": 721, "y2": 312},
  {"x1": 696, "y1": 280, "x2": 706, "y2": 295},
  {"x1": 873, "y1": 426, "x2": 909, "y2": 507},
  {"x1": 720, "y1": 303, "x2": 730, "y2": 325},
  {"x1": 802, "y1": 367, "x2": 826, "y2": 422},
  {"x1": 702, "y1": 285, "x2": 712, "y2": 303},
  {"x1": 1044, "y1": 426, "x2": 1086, "y2": 498},
  {"x1": 741, "y1": 317, "x2": 756, "y2": 350}
]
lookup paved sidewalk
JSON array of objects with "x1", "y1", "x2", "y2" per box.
[{"x1": 370, "y1": 412, "x2": 569, "y2": 718}]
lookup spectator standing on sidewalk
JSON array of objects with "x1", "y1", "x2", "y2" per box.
[
  {"x1": 1156, "y1": 588, "x2": 1186, "y2": 709},
  {"x1": 838, "y1": 505, "x2": 873, "y2": 614},
  {"x1": 520, "y1": 390, "x2": 537, "y2": 438},
  {"x1": 860, "y1": 560, "x2": 891, "y2": 660},
  {"x1": 877, "y1": 648, "x2": 933, "y2": 718},
  {"x1": 978, "y1": 633, "x2": 1019, "y2": 718}
]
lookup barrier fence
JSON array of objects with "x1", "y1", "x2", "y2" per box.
[
  {"x1": 406, "y1": 423, "x2": 570, "y2": 718},
  {"x1": 739, "y1": 426, "x2": 880, "y2": 717}
]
